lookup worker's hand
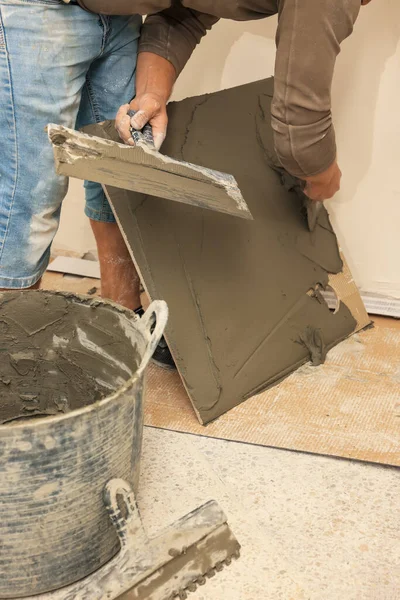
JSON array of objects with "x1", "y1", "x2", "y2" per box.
[
  {"x1": 115, "y1": 92, "x2": 168, "y2": 150},
  {"x1": 303, "y1": 160, "x2": 342, "y2": 202}
]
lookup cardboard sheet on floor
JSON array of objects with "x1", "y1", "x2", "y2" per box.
[
  {"x1": 143, "y1": 317, "x2": 400, "y2": 467},
  {"x1": 76, "y1": 79, "x2": 369, "y2": 425}
]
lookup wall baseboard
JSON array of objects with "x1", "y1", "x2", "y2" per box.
[
  {"x1": 48, "y1": 256, "x2": 100, "y2": 280},
  {"x1": 359, "y1": 291, "x2": 400, "y2": 319},
  {"x1": 322, "y1": 289, "x2": 400, "y2": 319}
]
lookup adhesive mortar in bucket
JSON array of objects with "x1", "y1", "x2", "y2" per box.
[{"x1": 0, "y1": 291, "x2": 141, "y2": 424}]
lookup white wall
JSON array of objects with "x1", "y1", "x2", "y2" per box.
[
  {"x1": 330, "y1": 0, "x2": 400, "y2": 298},
  {"x1": 55, "y1": 0, "x2": 400, "y2": 297}
]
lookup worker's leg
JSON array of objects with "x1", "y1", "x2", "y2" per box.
[
  {"x1": 89, "y1": 221, "x2": 141, "y2": 310},
  {"x1": 76, "y1": 18, "x2": 176, "y2": 369},
  {"x1": 75, "y1": 15, "x2": 142, "y2": 310},
  {"x1": 0, "y1": 1, "x2": 113, "y2": 290}
]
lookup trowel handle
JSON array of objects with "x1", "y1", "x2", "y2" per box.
[
  {"x1": 104, "y1": 479, "x2": 148, "y2": 549},
  {"x1": 127, "y1": 109, "x2": 155, "y2": 146},
  {"x1": 137, "y1": 300, "x2": 169, "y2": 375}
]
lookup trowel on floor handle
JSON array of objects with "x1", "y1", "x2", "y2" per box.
[{"x1": 18, "y1": 479, "x2": 240, "y2": 600}]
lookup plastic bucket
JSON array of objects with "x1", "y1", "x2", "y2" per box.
[{"x1": 0, "y1": 291, "x2": 167, "y2": 598}]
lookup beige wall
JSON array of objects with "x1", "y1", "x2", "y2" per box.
[
  {"x1": 54, "y1": 178, "x2": 96, "y2": 256},
  {"x1": 54, "y1": 0, "x2": 400, "y2": 297}
]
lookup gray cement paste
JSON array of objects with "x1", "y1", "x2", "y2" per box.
[
  {"x1": 0, "y1": 291, "x2": 140, "y2": 425},
  {"x1": 82, "y1": 78, "x2": 357, "y2": 424}
]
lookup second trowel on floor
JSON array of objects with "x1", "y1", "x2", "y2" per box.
[{"x1": 47, "y1": 119, "x2": 252, "y2": 220}]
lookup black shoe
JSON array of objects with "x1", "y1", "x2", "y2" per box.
[
  {"x1": 152, "y1": 335, "x2": 176, "y2": 370},
  {"x1": 135, "y1": 306, "x2": 176, "y2": 370}
]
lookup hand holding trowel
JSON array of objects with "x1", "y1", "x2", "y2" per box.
[{"x1": 275, "y1": 166, "x2": 322, "y2": 232}]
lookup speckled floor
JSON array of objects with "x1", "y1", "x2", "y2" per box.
[{"x1": 137, "y1": 427, "x2": 399, "y2": 600}]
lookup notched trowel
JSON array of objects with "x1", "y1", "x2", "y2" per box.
[
  {"x1": 47, "y1": 117, "x2": 252, "y2": 220},
  {"x1": 22, "y1": 479, "x2": 240, "y2": 600}
]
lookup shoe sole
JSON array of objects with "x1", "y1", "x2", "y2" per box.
[{"x1": 151, "y1": 357, "x2": 177, "y2": 371}]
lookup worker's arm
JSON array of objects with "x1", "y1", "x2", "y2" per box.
[
  {"x1": 116, "y1": 5, "x2": 218, "y2": 147},
  {"x1": 272, "y1": 0, "x2": 361, "y2": 201},
  {"x1": 116, "y1": 52, "x2": 176, "y2": 148}
]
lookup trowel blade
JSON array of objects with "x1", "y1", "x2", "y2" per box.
[
  {"x1": 130, "y1": 136, "x2": 253, "y2": 220},
  {"x1": 47, "y1": 124, "x2": 253, "y2": 220}
]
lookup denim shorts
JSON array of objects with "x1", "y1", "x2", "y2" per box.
[{"x1": 0, "y1": 0, "x2": 141, "y2": 288}]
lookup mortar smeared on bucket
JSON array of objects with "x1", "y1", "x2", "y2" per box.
[{"x1": 0, "y1": 291, "x2": 140, "y2": 425}]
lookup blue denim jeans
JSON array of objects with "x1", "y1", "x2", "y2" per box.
[{"x1": 0, "y1": 0, "x2": 141, "y2": 288}]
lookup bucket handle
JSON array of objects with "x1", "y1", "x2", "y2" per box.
[{"x1": 136, "y1": 300, "x2": 169, "y2": 376}]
